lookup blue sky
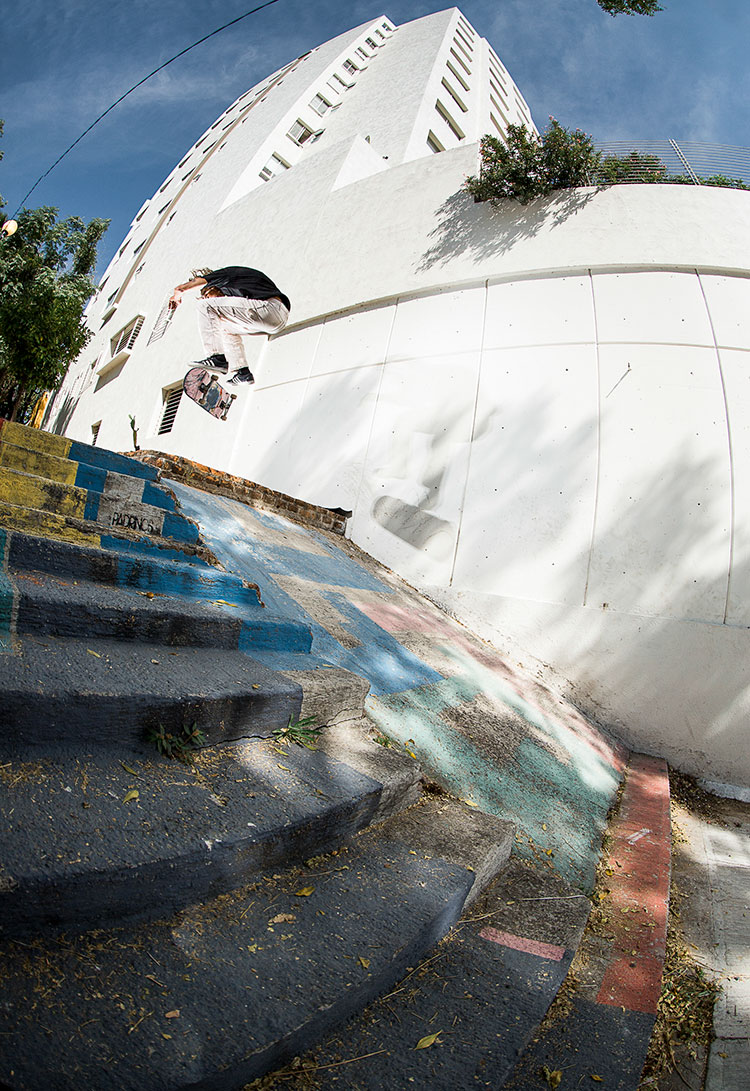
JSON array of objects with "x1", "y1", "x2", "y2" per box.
[{"x1": 1, "y1": 0, "x2": 747, "y2": 272}]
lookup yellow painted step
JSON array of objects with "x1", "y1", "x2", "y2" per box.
[
  {"x1": 0, "y1": 467, "x2": 87, "y2": 520},
  {"x1": 0, "y1": 442, "x2": 78, "y2": 486},
  {"x1": 0, "y1": 420, "x2": 72, "y2": 460},
  {"x1": 0, "y1": 501, "x2": 101, "y2": 548}
]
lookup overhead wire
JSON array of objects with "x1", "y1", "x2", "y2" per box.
[{"x1": 13, "y1": 0, "x2": 282, "y2": 215}]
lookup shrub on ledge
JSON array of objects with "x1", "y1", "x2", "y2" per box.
[{"x1": 464, "y1": 120, "x2": 603, "y2": 205}]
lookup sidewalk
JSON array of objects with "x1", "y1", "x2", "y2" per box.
[{"x1": 671, "y1": 792, "x2": 750, "y2": 1091}]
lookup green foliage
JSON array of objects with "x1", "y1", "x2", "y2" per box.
[
  {"x1": 596, "y1": 150, "x2": 668, "y2": 184},
  {"x1": 147, "y1": 722, "x2": 206, "y2": 763},
  {"x1": 272, "y1": 715, "x2": 325, "y2": 750},
  {"x1": 464, "y1": 120, "x2": 602, "y2": 205},
  {"x1": 0, "y1": 206, "x2": 109, "y2": 422},
  {"x1": 596, "y1": 0, "x2": 662, "y2": 14},
  {"x1": 595, "y1": 152, "x2": 750, "y2": 191},
  {"x1": 0, "y1": 124, "x2": 109, "y2": 423}
]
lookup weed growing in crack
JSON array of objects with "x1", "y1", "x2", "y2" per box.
[{"x1": 147, "y1": 722, "x2": 206, "y2": 764}]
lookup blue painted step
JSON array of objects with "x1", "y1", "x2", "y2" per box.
[
  {"x1": 5, "y1": 530, "x2": 312, "y2": 651},
  {"x1": 0, "y1": 635, "x2": 304, "y2": 750}
]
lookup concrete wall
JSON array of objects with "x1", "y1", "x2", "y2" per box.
[{"x1": 220, "y1": 181, "x2": 749, "y2": 791}]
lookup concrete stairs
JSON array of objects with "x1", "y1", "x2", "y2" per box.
[{"x1": 0, "y1": 423, "x2": 519, "y2": 1089}]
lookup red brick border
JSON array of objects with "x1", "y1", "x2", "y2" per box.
[
  {"x1": 126, "y1": 451, "x2": 350, "y2": 536},
  {"x1": 596, "y1": 753, "x2": 671, "y2": 1015}
]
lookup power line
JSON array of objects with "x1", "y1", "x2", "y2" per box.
[{"x1": 14, "y1": 0, "x2": 282, "y2": 214}]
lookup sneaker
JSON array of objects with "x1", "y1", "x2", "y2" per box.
[
  {"x1": 192, "y1": 353, "x2": 229, "y2": 374},
  {"x1": 228, "y1": 367, "x2": 254, "y2": 385}
]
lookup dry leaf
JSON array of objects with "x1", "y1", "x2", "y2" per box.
[
  {"x1": 120, "y1": 762, "x2": 138, "y2": 776},
  {"x1": 295, "y1": 886, "x2": 315, "y2": 897},
  {"x1": 415, "y1": 1031, "x2": 442, "y2": 1050},
  {"x1": 542, "y1": 1068, "x2": 562, "y2": 1089},
  {"x1": 87, "y1": 649, "x2": 101, "y2": 658},
  {"x1": 277, "y1": 764, "x2": 291, "y2": 771},
  {"x1": 269, "y1": 913, "x2": 296, "y2": 925},
  {"x1": 252, "y1": 684, "x2": 261, "y2": 690},
  {"x1": 123, "y1": 789, "x2": 139, "y2": 803},
  {"x1": 591, "y1": 1077, "x2": 603, "y2": 1083},
  {"x1": 358, "y1": 957, "x2": 371, "y2": 969},
  {"x1": 165, "y1": 1010, "x2": 180, "y2": 1019}
]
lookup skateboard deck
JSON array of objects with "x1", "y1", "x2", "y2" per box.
[{"x1": 183, "y1": 367, "x2": 237, "y2": 421}]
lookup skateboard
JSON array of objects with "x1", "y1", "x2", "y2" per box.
[{"x1": 182, "y1": 367, "x2": 237, "y2": 421}]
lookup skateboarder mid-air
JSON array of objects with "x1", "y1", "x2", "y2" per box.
[{"x1": 169, "y1": 266, "x2": 291, "y2": 385}]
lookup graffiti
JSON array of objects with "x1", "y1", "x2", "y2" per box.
[{"x1": 110, "y1": 511, "x2": 159, "y2": 535}]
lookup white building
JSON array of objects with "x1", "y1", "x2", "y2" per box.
[{"x1": 50, "y1": 8, "x2": 750, "y2": 794}]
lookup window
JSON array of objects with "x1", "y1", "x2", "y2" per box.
[
  {"x1": 446, "y1": 58, "x2": 470, "y2": 92},
  {"x1": 310, "y1": 93, "x2": 332, "y2": 116},
  {"x1": 158, "y1": 386, "x2": 182, "y2": 435},
  {"x1": 490, "y1": 113, "x2": 505, "y2": 136},
  {"x1": 133, "y1": 240, "x2": 145, "y2": 257},
  {"x1": 366, "y1": 37, "x2": 378, "y2": 48},
  {"x1": 259, "y1": 153, "x2": 291, "y2": 181},
  {"x1": 455, "y1": 28, "x2": 473, "y2": 54},
  {"x1": 449, "y1": 48, "x2": 471, "y2": 78},
  {"x1": 91, "y1": 422, "x2": 101, "y2": 446},
  {"x1": 356, "y1": 47, "x2": 368, "y2": 61},
  {"x1": 375, "y1": 29, "x2": 384, "y2": 40},
  {"x1": 453, "y1": 37, "x2": 472, "y2": 66},
  {"x1": 110, "y1": 316, "x2": 144, "y2": 358},
  {"x1": 158, "y1": 202, "x2": 171, "y2": 215},
  {"x1": 427, "y1": 130, "x2": 445, "y2": 154},
  {"x1": 436, "y1": 101, "x2": 465, "y2": 141},
  {"x1": 287, "y1": 119, "x2": 316, "y2": 145},
  {"x1": 343, "y1": 59, "x2": 358, "y2": 74},
  {"x1": 330, "y1": 73, "x2": 352, "y2": 93},
  {"x1": 442, "y1": 77, "x2": 468, "y2": 113}
]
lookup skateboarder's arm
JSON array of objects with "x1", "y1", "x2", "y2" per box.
[{"x1": 169, "y1": 276, "x2": 208, "y2": 309}]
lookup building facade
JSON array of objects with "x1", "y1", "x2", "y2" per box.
[{"x1": 50, "y1": 8, "x2": 750, "y2": 792}]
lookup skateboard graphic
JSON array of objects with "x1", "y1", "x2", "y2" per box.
[{"x1": 182, "y1": 367, "x2": 237, "y2": 421}]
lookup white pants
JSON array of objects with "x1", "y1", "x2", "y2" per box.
[{"x1": 196, "y1": 296, "x2": 289, "y2": 370}]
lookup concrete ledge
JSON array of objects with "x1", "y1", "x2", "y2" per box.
[{"x1": 130, "y1": 450, "x2": 351, "y2": 535}]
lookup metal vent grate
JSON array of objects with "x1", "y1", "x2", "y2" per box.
[{"x1": 158, "y1": 386, "x2": 182, "y2": 435}]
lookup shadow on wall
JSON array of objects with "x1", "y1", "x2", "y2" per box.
[
  {"x1": 417, "y1": 187, "x2": 598, "y2": 272},
  {"x1": 447, "y1": 381, "x2": 747, "y2": 785}
]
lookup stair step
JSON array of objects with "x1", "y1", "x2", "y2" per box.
[
  {"x1": 0, "y1": 465, "x2": 200, "y2": 546},
  {"x1": 291, "y1": 856, "x2": 588, "y2": 1089},
  {"x1": 0, "y1": 419, "x2": 160, "y2": 482},
  {"x1": 9, "y1": 568, "x2": 305, "y2": 652},
  {"x1": 0, "y1": 799, "x2": 511, "y2": 1091},
  {"x1": 4, "y1": 530, "x2": 277, "y2": 617},
  {"x1": 0, "y1": 635, "x2": 304, "y2": 750},
  {"x1": 0, "y1": 730, "x2": 421, "y2": 938},
  {"x1": 0, "y1": 438, "x2": 179, "y2": 514}
]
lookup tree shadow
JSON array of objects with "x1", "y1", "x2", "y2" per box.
[{"x1": 417, "y1": 186, "x2": 600, "y2": 273}]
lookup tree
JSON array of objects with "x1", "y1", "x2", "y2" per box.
[
  {"x1": 596, "y1": 0, "x2": 663, "y2": 14},
  {"x1": 464, "y1": 120, "x2": 602, "y2": 205},
  {"x1": 0, "y1": 205, "x2": 109, "y2": 423}
]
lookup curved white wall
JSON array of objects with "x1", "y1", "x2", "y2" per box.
[{"x1": 219, "y1": 183, "x2": 750, "y2": 791}]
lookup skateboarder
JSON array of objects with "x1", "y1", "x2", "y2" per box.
[{"x1": 169, "y1": 266, "x2": 291, "y2": 384}]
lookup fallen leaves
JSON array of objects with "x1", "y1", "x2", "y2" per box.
[
  {"x1": 123, "y1": 789, "x2": 139, "y2": 804},
  {"x1": 542, "y1": 1067, "x2": 563, "y2": 1088},
  {"x1": 415, "y1": 1031, "x2": 442, "y2": 1050},
  {"x1": 294, "y1": 886, "x2": 315, "y2": 897}
]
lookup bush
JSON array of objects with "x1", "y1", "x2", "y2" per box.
[{"x1": 464, "y1": 119, "x2": 602, "y2": 205}]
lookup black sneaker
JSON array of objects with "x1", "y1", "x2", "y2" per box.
[
  {"x1": 228, "y1": 367, "x2": 254, "y2": 385},
  {"x1": 193, "y1": 353, "x2": 229, "y2": 374}
]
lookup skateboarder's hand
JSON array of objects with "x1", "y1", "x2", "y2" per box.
[{"x1": 169, "y1": 289, "x2": 183, "y2": 310}]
